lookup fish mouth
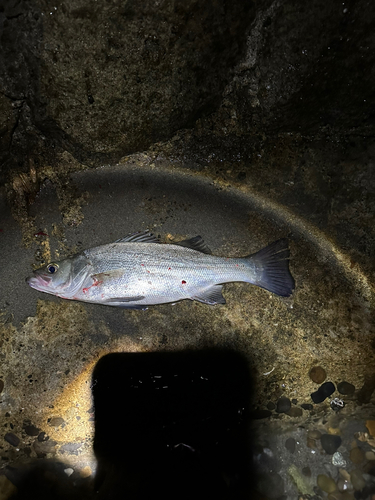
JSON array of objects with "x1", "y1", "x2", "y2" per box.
[{"x1": 26, "y1": 274, "x2": 52, "y2": 291}]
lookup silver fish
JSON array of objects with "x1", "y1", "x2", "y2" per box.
[{"x1": 26, "y1": 231, "x2": 294, "y2": 308}]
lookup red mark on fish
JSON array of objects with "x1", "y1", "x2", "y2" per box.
[
  {"x1": 34, "y1": 230, "x2": 48, "y2": 237},
  {"x1": 83, "y1": 277, "x2": 102, "y2": 294},
  {"x1": 181, "y1": 280, "x2": 186, "y2": 285}
]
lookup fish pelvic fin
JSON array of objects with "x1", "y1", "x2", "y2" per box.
[
  {"x1": 246, "y1": 239, "x2": 295, "y2": 297},
  {"x1": 192, "y1": 285, "x2": 226, "y2": 305}
]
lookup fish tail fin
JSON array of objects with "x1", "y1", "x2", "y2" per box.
[{"x1": 245, "y1": 239, "x2": 295, "y2": 297}]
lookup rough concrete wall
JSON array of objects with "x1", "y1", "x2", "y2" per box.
[{"x1": 1, "y1": 0, "x2": 375, "y2": 181}]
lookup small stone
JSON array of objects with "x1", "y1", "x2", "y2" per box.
[
  {"x1": 291, "y1": 398, "x2": 298, "y2": 405},
  {"x1": 59, "y1": 442, "x2": 82, "y2": 455},
  {"x1": 350, "y1": 469, "x2": 366, "y2": 491},
  {"x1": 4, "y1": 432, "x2": 20, "y2": 447},
  {"x1": 302, "y1": 466, "x2": 311, "y2": 477},
  {"x1": 365, "y1": 420, "x2": 375, "y2": 437},
  {"x1": 276, "y1": 396, "x2": 291, "y2": 414},
  {"x1": 332, "y1": 452, "x2": 346, "y2": 467},
  {"x1": 266, "y1": 401, "x2": 276, "y2": 411},
  {"x1": 339, "y1": 469, "x2": 351, "y2": 482},
  {"x1": 311, "y1": 381, "x2": 335, "y2": 403},
  {"x1": 307, "y1": 429, "x2": 322, "y2": 440},
  {"x1": 337, "y1": 381, "x2": 355, "y2": 395},
  {"x1": 317, "y1": 474, "x2": 337, "y2": 494},
  {"x1": 349, "y1": 447, "x2": 364, "y2": 464},
  {"x1": 301, "y1": 403, "x2": 313, "y2": 410},
  {"x1": 33, "y1": 439, "x2": 57, "y2": 456},
  {"x1": 330, "y1": 398, "x2": 345, "y2": 411},
  {"x1": 256, "y1": 472, "x2": 284, "y2": 498},
  {"x1": 285, "y1": 437, "x2": 296, "y2": 453},
  {"x1": 0, "y1": 380, "x2": 4, "y2": 393},
  {"x1": 38, "y1": 431, "x2": 49, "y2": 442},
  {"x1": 356, "y1": 373, "x2": 375, "y2": 404},
  {"x1": 327, "y1": 492, "x2": 344, "y2": 500},
  {"x1": 24, "y1": 425, "x2": 40, "y2": 436},
  {"x1": 337, "y1": 478, "x2": 352, "y2": 493},
  {"x1": 321, "y1": 434, "x2": 342, "y2": 454},
  {"x1": 0, "y1": 476, "x2": 17, "y2": 497},
  {"x1": 341, "y1": 493, "x2": 355, "y2": 500},
  {"x1": 365, "y1": 451, "x2": 375, "y2": 461},
  {"x1": 64, "y1": 468, "x2": 74, "y2": 477},
  {"x1": 309, "y1": 366, "x2": 327, "y2": 383},
  {"x1": 48, "y1": 417, "x2": 65, "y2": 427},
  {"x1": 80, "y1": 466, "x2": 92, "y2": 478},
  {"x1": 307, "y1": 437, "x2": 317, "y2": 449},
  {"x1": 251, "y1": 409, "x2": 272, "y2": 419},
  {"x1": 286, "y1": 407, "x2": 303, "y2": 417}
]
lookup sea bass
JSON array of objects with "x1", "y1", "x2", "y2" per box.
[{"x1": 26, "y1": 231, "x2": 294, "y2": 308}]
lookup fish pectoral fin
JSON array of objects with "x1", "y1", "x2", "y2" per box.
[
  {"x1": 192, "y1": 285, "x2": 226, "y2": 305},
  {"x1": 175, "y1": 235, "x2": 212, "y2": 254},
  {"x1": 115, "y1": 230, "x2": 160, "y2": 244},
  {"x1": 103, "y1": 296, "x2": 145, "y2": 303}
]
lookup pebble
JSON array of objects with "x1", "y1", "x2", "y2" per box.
[
  {"x1": 251, "y1": 409, "x2": 272, "y2": 419},
  {"x1": 366, "y1": 420, "x2": 375, "y2": 437},
  {"x1": 330, "y1": 398, "x2": 345, "y2": 411},
  {"x1": 341, "y1": 493, "x2": 355, "y2": 500},
  {"x1": 48, "y1": 417, "x2": 65, "y2": 427},
  {"x1": 321, "y1": 434, "x2": 342, "y2": 454},
  {"x1": 308, "y1": 429, "x2": 322, "y2": 439},
  {"x1": 37, "y1": 431, "x2": 48, "y2": 442},
  {"x1": 302, "y1": 467, "x2": 311, "y2": 477},
  {"x1": 287, "y1": 407, "x2": 303, "y2": 417},
  {"x1": 356, "y1": 373, "x2": 375, "y2": 404},
  {"x1": 350, "y1": 447, "x2": 364, "y2": 464},
  {"x1": 256, "y1": 472, "x2": 285, "y2": 498},
  {"x1": 33, "y1": 439, "x2": 57, "y2": 456},
  {"x1": 64, "y1": 468, "x2": 74, "y2": 477},
  {"x1": 4, "y1": 432, "x2": 20, "y2": 447},
  {"x1": 0, "y1": 476, "x2": 17, "y2": 498},
  {"x1": 301, "y1": 403, "x2": 313, "y2": 410},
  {"x1": 365, "y1": 451, "x2": 375, "y2": 461},
  {"x1": 337, "y1": 381, "x2": 355, "y2": 395},
  {"x1": 350, "y1": 469, "x2": 366, "y2": 491},
  {"x1": 80, "y1": 466, "x2": 92, "y2": 478},
  {"x1": 285, "y1": 437, "x2": 296, "y2": 453},
  {"x1": 317, "y1": 474, "x2": 337, "y2": 493},
  {"x1": 309, "y1": 366, "x2": 327, "y2": 383},
  {"x1": 24, "y1": 425, "x2": 40, "y2": 436},
  {"x1": 0, "y1": 379, "x2": 4, "y2": 393},
  {"x1": 337, "y1": 477, "x2": 352, "y2": 492},
  {"x1": 267, "y1": 401, "x2": 276, "y2": 411},
  {"x1": 327, "y1": 492, "x2": 344, "y2": 500},
  {"x1": 311, "y1": 381, "x2": 335, "y2": 403},
  {"x1": 276, "y1": 396, "x2": 291, "y2": 414},
  {"x1": 332, "y1": 452, "x2": 346, "y2": 467}
]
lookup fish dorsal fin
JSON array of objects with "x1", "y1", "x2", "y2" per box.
[
  {"x1": 115, "y1": 230, "x2": 160, "y2": 244},
  {"x1": 175, "y1": 235, "x2": 212, "y2": 254}
]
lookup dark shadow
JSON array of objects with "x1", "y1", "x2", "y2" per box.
[
  {"x1": 3, "y1": 349, "x2": 255, "y2": 499},
  {"x1": 92, "y1": 349, "x2": 254, "y2": 500}
]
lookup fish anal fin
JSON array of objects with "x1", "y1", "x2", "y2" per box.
[
  {"x1": 175, "y1": 235, "x2": 212, "y2": 254},
  {"x1": 192, "y1": 285, "x2": 226, "y2": 305}
]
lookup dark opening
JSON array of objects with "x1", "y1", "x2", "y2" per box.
[{"x1": 92, "y1": 349, "x2": 254, "y2": 499}]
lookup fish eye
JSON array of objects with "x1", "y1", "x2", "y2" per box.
[{"x1": 47, "y1": 263, "x2": 58, "y2": 274}]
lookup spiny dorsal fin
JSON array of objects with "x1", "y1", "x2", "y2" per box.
[
  {"x1": 115, "y1": 230, "x2": 160, "y2": 244},
  {"x1": 175, "y1": 235, "x2": 212, "y2": 254}
]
